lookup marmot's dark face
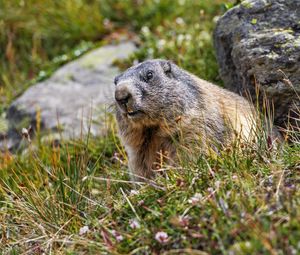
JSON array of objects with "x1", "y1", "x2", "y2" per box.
[{"x1": 114, "y1": 59, "x2": 188, "y2": 124}]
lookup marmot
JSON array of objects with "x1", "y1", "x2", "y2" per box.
[{"x1": 114, "y1": 59, "x2": 256, "y2": 180}]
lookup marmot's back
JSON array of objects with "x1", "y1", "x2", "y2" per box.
[{"x1": 192, "y1": 76, "x2": 256, "y2": 142}]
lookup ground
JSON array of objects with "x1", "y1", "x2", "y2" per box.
[{"x1": 0, "y1": 1, "x2": 299, "y2": 254}]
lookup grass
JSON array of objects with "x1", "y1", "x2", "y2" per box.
[
  {"x1": 0, "y1": 0, "x2": 106, "y2": 108},
  {"x1": 1, "y1": 119, "x2": 299, "y2": 254},
  {"x1": 0, "y1": 0, "x2": 299, "y2": 254}
]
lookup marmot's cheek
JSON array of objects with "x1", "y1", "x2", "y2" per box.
[{"x1": 133, "y1": 97, "x2": 142, "y2": 109}]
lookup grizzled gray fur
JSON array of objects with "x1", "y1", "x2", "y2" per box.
[{"x1": 114, "y1": 59, "x2": 256, "y2": 180}]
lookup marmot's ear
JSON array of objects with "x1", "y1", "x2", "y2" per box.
[{"x1": 160, "y1": 60, "x2": 173, "y2": 76}]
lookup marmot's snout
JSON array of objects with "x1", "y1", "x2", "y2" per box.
[
  {"x1": 115, "y1": 81, "x2": 141, "y2": 118},
  {"x1": 115, "y1": 85, "x2": 132, "y2": 107}
]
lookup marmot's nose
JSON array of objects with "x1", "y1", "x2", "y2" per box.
[{"x1": 115, "y1": 87, "x2": 132, "y2": 105}]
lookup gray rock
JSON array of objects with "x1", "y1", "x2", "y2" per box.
[
  {"x1": 214, "y1": 0, "x2": 300, "y2": 135},
  {"x1": 2, "y1": 41, "x2": 136, "y2": 150}
]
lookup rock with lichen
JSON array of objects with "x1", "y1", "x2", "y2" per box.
[
  {"x1": 214, "y1": 0, "x2": 300, "y2": 136},
  {"x1": 1, "y1": 41, "x2": 136, "y2": 151}
]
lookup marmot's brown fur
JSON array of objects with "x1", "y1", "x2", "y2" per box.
[{"x1": 114, "y1": 60, "x2": 256, "y2": 180}]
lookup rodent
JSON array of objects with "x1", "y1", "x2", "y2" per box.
[{"x1": 114, "y1": 59, "x2": 256, "y2": 181}]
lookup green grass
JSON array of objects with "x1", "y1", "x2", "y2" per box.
[
  {"x1": 0, "y1": 0, "x2": 104, "y2": 108},
  {"x1": 1, "y1": 120, "x2": 299, "y2": 254},
  {"x1": 1, "y1": 0, "x2": 300, "y2": 254}
]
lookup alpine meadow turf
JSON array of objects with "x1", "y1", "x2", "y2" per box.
[{"x1": 1, "y1": 1, "x2": 299, "y2": 254}]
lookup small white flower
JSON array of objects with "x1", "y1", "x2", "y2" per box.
[
  {"x1": 38, "y1": 70, "x2": 46, "y2": 77},
  {"x1": 207, "y1": 187, "x2": 214, "y2": 193},
  {"x1": 74, "y1": 49, "x2": 81, "y2": 56},
  {"x1": 175, "y1": 17, "x2": 184, "y2": 25},
  {"x1": 111, "y1": 230, "x2": 123, "y2": 242},
  {"x1": 199, "y1": 31, "x2": 211, "y2": 41},
  {"x1": 62, "y1": 55, "x2": 68, "y2": 61},
  {"x1": 141, "y1": 26, "x2": 150, "y2": 35},
  {"x1": 116, "y1": 235, "x2": 123, "y2": 242},
  {"x1": 232, "y1": 175, "x2": 238, "y2": 180},
  {"x1": 21, "y1": 127, "x2": 29, "y2": 136},
  {"x1": 129, "y1": 219, "x2": 141, "y2": 229},
  {"x1": 155, "y1": 231, "x2": 169, "y2": 243},
  {"x1": 157, "y1": 39, "x2": 166, "y2": 50},
  {"x1": 79, "y1": 226, "x2": 89, "y2": 235},
  {"x1": 213, "y1": 15, "x2": 221, "y2": 24},
  {"x1": 188, "y1": 193, "x2": 202, "y2": 205},
  {"x1": 245, "y1": 241, "x2": 251, "y2": 248},
  {"x1": 177, "y1": 34, "x2": 185, "y2": 45},
  {"x1": 185, "y1": 34, "x2": 192, "y2": 41},
  {"x1": 130, "y1": 190, "x2": 139, "y2": 196},
  {"x1": 21, "y1": 127, "x2": 31, "y2": 142}
]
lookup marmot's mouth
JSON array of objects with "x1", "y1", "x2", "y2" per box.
[
  {"x1": 127, "y1": 110, "x2": 140, "y2": 116},
  {"x1": 127, "y1": 110, "x2": 144, "y2": 118}
]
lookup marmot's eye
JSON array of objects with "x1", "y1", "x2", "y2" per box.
[{"x1": 145, "y1": 71, "x2": 154, "y2": 81}]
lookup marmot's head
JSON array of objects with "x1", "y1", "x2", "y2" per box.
[{"x1": 114, "y1": 59, "x2": 198, "y2": 125}]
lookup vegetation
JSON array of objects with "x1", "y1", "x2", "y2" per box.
[{"x1": 0, "y1": 0, "x2": 299, "y2": 254}]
